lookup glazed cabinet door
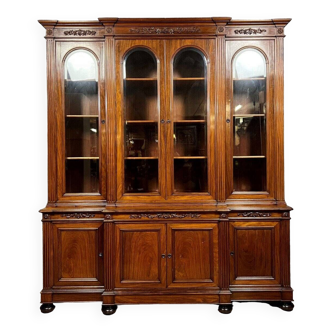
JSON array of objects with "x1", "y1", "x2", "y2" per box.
[
  {"x1": 229, "y1": 221, "x2": 280, "y2": 285},
  {"x1": 225, "y1": 40, "x2": 275, "y2": 199},
  {"x1": 56, "y1": 42, "x2": 106, "y2": 201},
  {"x1": 115, "y1": 40, "x2": 166, "y2": 201},
  {"x1": 165, "y1": 39, "x2": 216, "y2": 201},
  {"x1": 167, "y1": 223, "x2": 219, "y2": 288},
  {"x1": 114, "y1": 224, "x2": 166, "y2": 288},
  {"x1": 53, "y1": 222, "x2": 104, "y2": 287}
]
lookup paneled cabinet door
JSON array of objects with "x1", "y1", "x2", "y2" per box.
[
  {"x1": 229, "y1": 221, "x2": 280, "y2": 285},
  {"x1": 167, "y1": 223, "x2": 219, "y2": 288},
  {"x1": 114, "y1": 224, "x2": 166, "y2": 288},
  {"x1": 53, "y1": 222, "x2": 104, "y2": 287}
]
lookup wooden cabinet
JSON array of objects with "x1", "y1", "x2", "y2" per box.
[
  {"x1": 39, "y1": 17, "x2": 294, "y2": 315},
  {"x1": 229, "y1": 221, "x2": 280, "y2": 286},
  {"x1": 115, "y1": 223, "x2": 218, "y2": 289},
  {"x1": 53, "y1": 222, "x2": 104, "y2": 287}
]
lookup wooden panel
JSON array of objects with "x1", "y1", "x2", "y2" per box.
[
  {"x1": 167, "y1": 223, "x2": 218, "y2": 288},
  {"x1": 54, "y1": 222, "x2": 104, "y2": 286},
  {"x1": 230, "y1": 221, "x2": 280, "y2": 285},
  {"x1": 115, "y1": 224, "x2": 166, "y2": 288}
]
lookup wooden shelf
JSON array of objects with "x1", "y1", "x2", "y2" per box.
[
  {"x1": 124, "y1": 78, "x2": 157, "y2": 81},
  {"x1": 126, "y1": 120, "x2": 157, "y2": 124},
  {"x1": 66, "y1": 157, "x2": 99, "y2": 160},
  {"x1": 174, "y1": 120, "x2": 206, "y2": 123},
  {"x1": 174, "y1": 77, "x2": 205, "y2": 81},
  {"x1": 174, "y1": 156, "x2": 207, "y2": 159},
  {"x1": 233, "y1": 156, "x2": 266, "y2": 159},
  {"x1": 66, "y1": 115, "x2": 99, "y2": 118},
  {"x1": 125, "y1": 157, "x2": 158, "y2": 160},
  {"x1": 233, "y1": 114, "x2": 265, "y2": 117}
]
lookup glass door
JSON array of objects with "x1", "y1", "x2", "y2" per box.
[
  {"x1": 116, "y1": 40, "x2": 166, "y2": 200},
  {"x1": 226, "y1": 41, "x2": 275, "y2": 199},
  {"x1": 232, "y1": 48, "x2": 267, "y2": 192},
  {"x1": 166, "y1": 40, "x2": 216, "y2": 200},
  {"x1": 124, "y1": 49, "x2": 159, "y2": 193},
  {"x1": 64, "y1": 50, "x2": 100, "y2": 193},
  {"x1": 173, "y1": 48, "x2": 207, "y2": 192}
]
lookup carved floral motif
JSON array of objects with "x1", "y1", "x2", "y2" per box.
[
  {"x1": 106, "y1": 27, "x2": 112, "y2": 33},
  {"x1": 46, "y1": 29, "x2": 53, "y2": 36},
  {"x1": 283, "y1": 212, "x2": 289, "y2": 217},
  {"x1": 105, "y1": 214, "x2": 111, "y2": 220},
  {"x1": 234, "y1": 28, "x2": 266, "y2": 35},
  {"x1": 218, "y1": 27, "x2": 224, "y2": 33},
  {"x1": 220, "y1": 214, "x2": 227, "y2": 218},
  {"x1": 64, "y1": 29, "x2": 97, "y2": 36},
  {"x1": 130, "y1": 213, "x2": 201, "y2": 219},
  {"x1": 129, "y1": 27, "x2": 201, "y2": 34},
  {"x1": 277, "y1": 28, "x2": 284, "y2": 34},
  {"x1": 43, "y1": 214, "x2": 50, "y2": 219},
  {"x1": 237, "y1": 212, "x2": 271, "y2": 217},
  {"x1": 61, "y1": 213, "x2": 95, "y2": 219}
]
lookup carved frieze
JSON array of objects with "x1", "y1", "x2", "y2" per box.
[
  {"x1": 64, "y1": 29, "x2": 97, "y2": 36},
  {"x1": 129, "y1": 27, "x2": 201, "y2": 34},
  {"x1": 237, "y1": 212, "x2": 271, "y2": 217},
  {"x1": 61, "y1": 213, "x2": 95, "y2": 219},
  {"x1": 234, "y1": 28, "x2": 266, "y2": 35},
  {"x1": 130, "y1": 213, "x2": 201, "y2": 219}
]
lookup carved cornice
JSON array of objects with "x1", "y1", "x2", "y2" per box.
[
  {"x1": 129, "y1": 27, "x2": 201, "y2": 34},
  {"x1": 64, "y1": 29, "x2": 97, "y2": 36},
  {"x1": 237, "y1": 212, "x2": 271, "y2": 217},
  {"x1": 234, "y1": 28, "x2": 266, "y2": 35},
  {"x1": 130, "y1": 213, "x2": 201, "y2": 219},
  {"x1": 61, "y1": 213, "x2": 95, "y2": 219}
]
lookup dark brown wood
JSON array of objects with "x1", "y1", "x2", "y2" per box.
[{"x1": 39, "y1": 17, "x2": 293, "y2": 314}]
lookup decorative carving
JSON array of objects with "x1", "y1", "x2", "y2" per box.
[
  {"x1": 43, "y1": 214, "x2": 49, "y2": 219},
  {"x1": 237, "y1": 212, "x2": 271, "y2": 217},
  {"x1": 61, "y1": 213, "x2": 95, "y2": 219},
  {"x1": 64, "y1": 29, "x2": 97, "y2": 36},
  {"x1": 277, "y1": 28, "x2": 284, "y2": 34},
  {"x1": 46, "y1": 29, "x2": 53, "y2": 36},
  {"x1": 129, "y1": 27, "x2": 201, "y2": 34},
  {"x1": 218, "y1": 27, "x2": 224, "y2": 33},
  {"x1": 220, "y1": 214, "x2": 227, "y2": 218},
  {"x1": 234, "y1": 28, "x2": 266, "y2": 35},
  {"x1": 105, "y1": 214, "x2": 111, "y2": 220},
  {"x1": 106, "y1": 27, "x2": 112, "y2": 33},
  {"x1": 283, "y1": 212, "x2": 289, "y2": 217},
  {"x1": 130, "y1": 213, "x2": 201, "y2": 219}
]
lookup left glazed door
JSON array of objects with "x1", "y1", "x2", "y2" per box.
[{"x1": 56, "y1": 42, "x2": 106, "y2": 200}]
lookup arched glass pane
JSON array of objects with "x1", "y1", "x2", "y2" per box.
[
  {"x1": 232, "y1": 48, "x2": 267, "y2": 192},
  {"x1": 172, "y1": 48, "x2": 207, "y2": 193},
  {"x1": 64, "y1": 50, "x2": 99, "y2": 193},
  {"x1": 123, "y1": 48, "x2": 159, "y2": 193},
  {"x1": 233, "y1": 49, "x2": 266, "y2": 80},
  {"x1": 65, "y1": 50, "x2": 98, "y2": 81}
]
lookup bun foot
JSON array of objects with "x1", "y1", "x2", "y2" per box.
[
  {"x1": 102, "y1": 305, "x2": 118, "y2": 315},
  {"x1": 40, "y1": 303, "x2": 55, "y2": 314},
  {"x1": 218, "y1": 304, "x2": 233, "y2": 314},
  {"x1": 279, "y1": 302, "x2": 294, "y2": 312}
]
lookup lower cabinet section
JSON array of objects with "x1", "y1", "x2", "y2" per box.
[
  {"x1": 41, "y1": 215, "x2": 293, "y2": 314},
  {"x1": 229, "y1": 221, "x2": 280, "y2": 286},
  {"x1": 53, "y1": 222, "x2": 104, "y2": 287},
  {"x1": 114, "y1": 223, "x2": 219, "y2": 289}
]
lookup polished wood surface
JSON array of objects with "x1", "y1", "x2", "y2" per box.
[{"x1": 39, "y1": 17, "x2": 293, "y2": 314}]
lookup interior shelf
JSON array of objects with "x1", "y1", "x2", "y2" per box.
[
  {"x1": 126, "y1": 120, "x2": 157, "y2": 124},
  {"x1": 124, "y1": 78, "x2": 157, "y2": 81},
  {"x1": 174, "y1": 120, "x2": 206, "y2": 123},
  {"x1": 174, "y1": 77, "x2": 205, "y2": 81},
  {"x1": 174, "y1": 156, "x2": 207, "y2": 159},
  {"x1": 66, "y1": 115, "x2": 99, "y2": 118},
  {"x1": 66, "y1": 157, "x2": 100, "y2": 160},
  {"x1": 233, "y1": 114, "x2": 265, "y2": 117},
  {"x1": 233, "y1": 77, "x2": 266, "y2": 81},
  {"x1": 233, "y1": 156, "x2": 266, "y2": 159},
  {"x1": 125, "y1": 157, "x2": 158, "y2": 160}
]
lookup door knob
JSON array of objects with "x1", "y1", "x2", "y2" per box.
[
  {"x1": 161, "y1": 254, "x2": 166, "y2": 259},
  {"x1": 230, "y1": 251, "x2": 234, "y2": 256},
  {"x1": 99, "y1": 253, "x2": 103, "y2": 257},
  {"x1": 167, "y1": 254, "x2": 172, "y2": 259}
]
